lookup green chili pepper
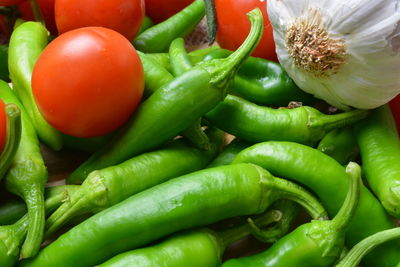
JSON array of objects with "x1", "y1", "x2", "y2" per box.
[
  {"x1": 67, "y1": 8, "x2": 264, "y2": 184},
  {"x1": 203, "y1": 49, "x2": 315, "y2": 106},
  {"x1": 0, "y1": 45, "x2": 9, "y2": 82},
  {"x1": 336, "y1": 227, "x2": 400, "y2": 267},
  {"x1": 8, "y1": 21, "x2": 63, "y2": 151},
  {"x1": 0, "y1": 103, "x2": 21, "y2": 180},
  {"x1": 134, "y1": 0, "x2": 205, "y2": 53},
  {"x1": 317, "y1": 127, "x2": 359, "y2": 165},
  {"x1": 207, "y1": 138, "x2": 251, "y2": 168},
  {"x1": 354, "y1": 105, "x2": 400, "y2": 218},
  {"x1": 45, "y1": 128, "x2": 224, "y2": 237},
  {"x1": 222, "y1": 162, "x2": 361, "y2": 267},
  {"x1": 0, "y1": 80, "x2": 47, "y2": 258},
  {"x1": 232, "y1": 141, "x2": 400, "y2": 267},
  {"x1": 98, "y1": 208, "x2": 284, "y2": 267},
  {"x1": 137, "y1": 16, "x2": 154, "y2": 35},
  {"x1": 169, "y1": 37, "x2": 211, "y2": 150},
  {"x1": 205, "y1": 94, "x2": 369, "y2": 146},
  {"x1": 0, "y1": 185, "x2": 79, "y2": 267},
  {"x1": 21, "y1": 163, "x2": 326, "y2": 267}
]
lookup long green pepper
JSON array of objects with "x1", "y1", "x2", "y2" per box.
[
  {"x1": 45, "y1": 128, "x2": 224, "y2": 236},
  {"x1": 205, "y1": 94, "x2": 369, "y2": 146},
  {"x1": 0, "y1": 80, "x2": 47, "y2": 258},
  {"x1": 354, "y1": 105, "x2": 400, "y2": 217},
  {"x1": 8, "y1": 21, "x2": 63, "y2": 151},
  {"x1": 232, "y1": 141, "x2": 400, "y2": 267},
  {"x1": 68, "y1": 8, "x2": 265, "y2": 184},
  {"x1": 222, "y1": 162, "x2": 361, "y2": 267},
  {"x1": 98, "y1": 207, "x2": 287, "y2": 267},
  {"x1": 134, "y1": 0, "x2": 205, "y2": 53},
  {"x1": 21, "y1": 163, "x2": 326, "y2": 267}
]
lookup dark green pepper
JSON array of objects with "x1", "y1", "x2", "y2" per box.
[
  {"x1": 205, "y1": 94, "x2": 368, "y2": 146},
  {"x1": 137, "y1": 16, "x2": 154, "y2": 35},
  {"x1": 67, "y1": 8, "x2": 264, "y2": 184},
  {"x1": 8, "y1": 21, "x2": 63, "y2": 151},
  {"x1": 354, "y1": 105, "x2": 400, "y2": 217},
  {"x1": 222, "y1": 162, "x2": 361, "y2": 267},
  {"x1": 203, "y1": 49, "x2": 315, "y2": 106},
  {"x1": 21, "y1": 163, "x2": 326, "y2": 267},
  {"x1": 45, "y1": 128, "x2": 224, "y2": 236},
  {"x1": 207, "y1": 138, "x2": 251, "y2": 168},
  {"x1": 134, "y1": 0, "x2": 205, "y2": 53},
  {"x1": 0, "y1": 45, "x2": 9, "y2": 82},
  {"x1": 232, "y1": 141, "x2": 400, "y2": 267}
]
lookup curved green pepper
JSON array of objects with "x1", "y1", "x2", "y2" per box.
[
  {"x1": 67, "y1": 8, "x2": 264, "y2": 184},
  {"x1": 134, "y1": 0, "x2": 205, "y2": 53},
  {"x1": 232, "y1": 141, "x2": 400, "y2": 267},
  {"x1": 222, "y1": 162, "x2": 361, "y2": 267},
  {"x1": 205, "y1": 94, "x2": 369, "y2": 146},
  {"x1": 21, "y1": 163, "x2": 326, "y2": 267},
  {"x1": 354, "y1": 105, "x2": 400, "y2": 217},
  {"x1": 98, "y1": 207, "x2": 285, "y2": 267},
  {"x1": 45, "y1": 128, "x2": 224, "y2": 236},
  {"x1": 203, "y1": 49, "x2": 315, "y2": 106},
  {"x1": 8, "y1": 21, "x2": 63, "y2": 151},
  {"x1": 317, "y1": 127, "x2": 359, "y2": 165},
  {"x1": 0, "y1": 80, "x2": 47, "y2": 258}
]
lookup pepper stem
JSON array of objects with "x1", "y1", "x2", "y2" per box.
[
  {"x1": 336, "y1": 227, "x2": 400, "y2": 267},
  {"x1": 331, "y1": 162, "x2": 361, "y2": 232},
  {"x1": 270, "y1": 176, "x2": 328, "y2": 220},
  {"x1": 310, "y1": 109, "x2": 369, "y2": 133},
  {"x1": 0, "y1": 104, "x2": 21, "y2": 179},
  {"x1": 28, "y1": 0, "x2": 45, "y2": 26},
  {"x1": 218, "y1": 208, "x2": 282, "y2": 248},
  {"x1": 197, "y1": 8, "x2": 263, "y2": 90}
]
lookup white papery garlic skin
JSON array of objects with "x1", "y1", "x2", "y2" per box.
[{"x1": 267, "y1": 0, "x2": 400, "y2": 110}]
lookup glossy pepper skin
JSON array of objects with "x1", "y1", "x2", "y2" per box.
[
  {"x1": 222, "y1": 162, "x2": 361, "y2": 267},
  {"x1": 232, "y1": 141, "x2": 400, "y2": 267},
  {"x1": 8, "y1": 21, "x2": 63, "y2": 151},
  {"x1": 203, "y1": 49, "x2": 315, "y2": 106},
  {"x1": 134, "y1": 0, "x2": 205, "y2": 53},
  {"x1": 21, "y1": 163, "x2": 326, "y2": 267},
  {"x1": 98, "y1": 207, "x2": 286, "y2": 267},
  {"x1": 45, "y1": 128, "x2": 224, "y2": 236},
  {"x1": 205, "y1": 94, "x2": 369, "y2": 146},
  {"x1": 336, "y1": 227, "x2": 400, "y2": 267},
  {"x1": 354, "y1": 105, "x2": 400, "y2": 217},
  {"x1": 67, "y1": 8, "x2": 265, "y2": 184},
  {"x1": 0, "y1": 185, "x2": 79, "y2": 267},
  {"x1": 0, "y1": 80, "x2": 47, "y2": 258},
  {"x1": 317, "y1": 127, "x2": 359, "y2": 165}
]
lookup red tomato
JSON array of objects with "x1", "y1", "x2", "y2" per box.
[
  {"x1": 144, "y1": 0, "x2": 194, "y2": 23},
  {"x1": 0, "y1": 0, "x2": 24, "y2": 5},
  {"x1": 32, "y1": 27, "x2": 144, "y2": 138},
  {"x1": 215, "y1": 0, "x2": 277, "y2": 61},
  {"x1": 18, "y1": 0, "x2": 58, "y2": 35},
  {"x1": 390, "y1": 95, "x2": 400, "y2": 134},
  {"x1": 0, "y1": 99, "x2": 7, "y2": 152},
  {"x1": 55, "y1": 0, "x2": 145, "y2": 41}
]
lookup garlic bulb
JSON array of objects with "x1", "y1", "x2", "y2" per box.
[{"x1": 267, "y1": 0, "x2": 400, "y2": 110}]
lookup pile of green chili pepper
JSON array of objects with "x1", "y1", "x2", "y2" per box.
[{"x1": 0, "y1": 1, "x2": 399, "y2": 267}]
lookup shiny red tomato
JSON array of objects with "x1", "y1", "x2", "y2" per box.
[
  {"x1": 0, "y1": 99, "x2": 7, "y2": 152},
  {"x1": 0, "y1": 0, "x2": 24, "y2": 5},
  {"x1": 55, "y1": 0, "x2": 145, "y2": 41},
  {"x1": 32, "y1": 27, "x2": 144, "y2": 138},
  {"x1": 390, "y1": 95, "x2": 400, "y2": 134},
  {"x1": 215, "y1": 0, "x2": 277, "y2": 61},
  {"x1": 144, "y1": 0, "x2": 194, "y2": 23},
  {"x1": 18, "y1": 0, "x2": 58, "y2": 35}
]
